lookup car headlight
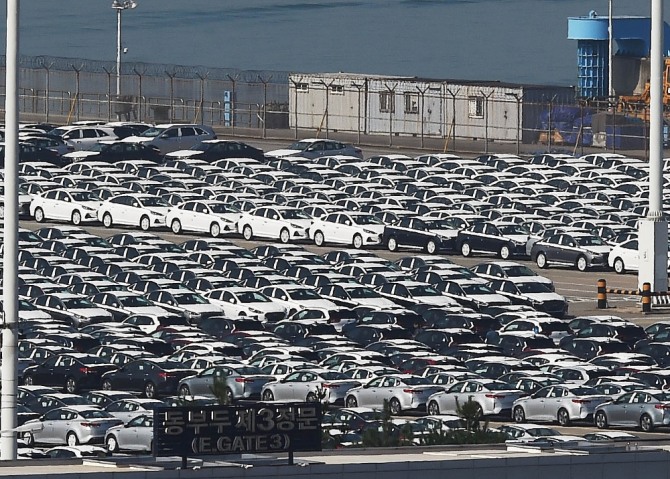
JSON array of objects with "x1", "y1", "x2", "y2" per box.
[
  {"x1": 289, "y1": 223, "x2": 302, "y2": 229},
  {"x1": 363, "y1": 229, "x2": 375, "y2": 235}
]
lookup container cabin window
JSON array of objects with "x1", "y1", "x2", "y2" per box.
[
  {"x1": 404, "y1": 93, "x2": 419, "y2": 114},
  {"x1": 331, "y1": 85, "x2": 344, "y2": 95},
  {"x1": 296, "y1": 83, "x2": 309, "y2": 93},
  {"x1": 468, "y1": 96, "x2": 484, "y2": 118},
  {"x1": 380, "y1": 92, "x2": 395, "y2": 113}
]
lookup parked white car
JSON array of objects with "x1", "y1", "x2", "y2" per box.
[
  {"x1": 204, "y1": 287, "x2": 287, "y2": 322},
  {"x1": 97, "y1": 193, "x2": 172, "y2": 231},
  {"x1": 30, "y1": 188, "x2": 101, "y2": 225},
  {"x1": 608, "y1": 238, "x2": 670, "y2": 274},
  {"x1": 166, "y1": 200, "x2": 242, "y2": 237},
  {"x1": 238, "y1": 206, "x2": 312, "y2": 243},
  {"x1": 309, "y1": 212, "x2": 386, "y2": 249}
]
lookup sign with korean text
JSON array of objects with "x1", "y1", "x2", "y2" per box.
[{"x1": 153, "y1": 403, "x2": 322, "y2": 457}]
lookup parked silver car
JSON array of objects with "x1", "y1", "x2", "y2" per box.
[
  {"x1": 105, "y1": 414, "x2": 153, "y2": 453},
  {"x1": 261, "y1": 369, "x2": 361, "y2": 404},
  {"x1": 178, "y1": 364, "x2": 274, "y2": 401},
  {"x1": 123, "y1": 123, "x2": 216, "y2": 154},
  {"x1": 21, "y1": 406, "x2": 123, "y2": 446},
  {"x1": 345, "y1": 374, "x2": 443, "y2": 415},
  {"x1": 594, "y1": 389, "x2": 670, "y2": 432},
  {"x1": 426, "y1": 379, "x2": 524, "y2": 417},
  {"x1": 512, "y1": 385, "x2": 611, "y2": 426}
]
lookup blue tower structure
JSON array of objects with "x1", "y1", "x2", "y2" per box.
[{"x1": 568, "y1": 11, "x2": 670, "y2": 98}]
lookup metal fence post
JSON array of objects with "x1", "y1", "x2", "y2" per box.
[
  {"x1": 71, "y1": 64, "x2": 83, "y2": 122},
  {"x1": 351, "y1": 82, "x2": 364, "y2": 145},
  {"x1": 166, "y1": 70, "x2": 176, "y2": 123},
  {"x1": 384, "y1": 83, "x2": 397, "y2": 147},
  {"x1": 133, "y1": 67, "x2": 144, "y2": 121},
  {"x1": 480, "y1": 89, "x2": 493, "y2": 154},
  {"x1": 446, "y1": 87, "x2": 460, "y2": 153},
  {"x1": 257, "y1": 75, "x2": 272, "y2": 139},
  {"x1": 416, "y1": 85, "x2": 429, "y2": 149}
]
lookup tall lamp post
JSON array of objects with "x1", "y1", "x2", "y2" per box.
[{"x1": 112, "y1": 0, "x2": 137, "y2": 97}]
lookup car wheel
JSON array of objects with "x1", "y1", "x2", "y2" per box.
[
  {"x1": 71, "y1": 210, "x2": 82, "y2": 226},
  {"x1": 306, "y1": 392, "x2": 318, "y2": 403},
  {"x1": 23, "y1": 432, "x2": 34, "y2": 447},
  {"x1": 34, "y1": 207, "x2": 45, "y2": 223},
  {"x1": 210, "y1": 223, "x2": 221, "y2": 238},
  {"x1": 242, "y1": 225, "x2": 253, "y2": 241},
  {"x1": 513, "y1": 406, "x2": 526, "y2": 423},
  {"x1": 65, "y1": 377, "x2": 77, "y2": 394},
  {"x1": 460, "y1": 241, "x2": 472, "y2": 257},
  {"x1": 536, "y1": 252, "x2": 547, "y2": 269},
  {"x1": 640, "y1": 413, "x2": 654, "y2": 432},
  {"x1": 23, "y1": 375, "x2": 33, "y2": 386},
  {"x1": 179, "y1": 384, "x2": 190, "y2": 397},
  {"x1": 613, "y1": 257, "x2": 626, "y2": 274},
  {"x1": 314, "y1": 231, "x2": 325, "y2": 247},
  {"x1": 171, "y1": 219, "x2": 182, "y2": 234},
  {"x1": 279, "y1": 228, "x2": 290, "y2": 244},
  {"x1": 595, "y1": 411, "x2": 608, "y2": 429},
  {"x1": 352, "y1": 234, "x2": 363, "y2": 249},
  {"x1": 576, "y1": 255, "x2": 588, "y2": 272},
  {"x1": 106, "y1": 435, "x2": 119, "y2": 453},
  {"x1": 262, "y1": 390, "x2": 274, "y2": 401},
  {"x1": 66, "y1": 432, "x2": 79, "y2": 447},
  {"x1": 427, "y1": 401, "x2": 440, "y2": 416},
  {"x1": 387, "y1": 237, "x2": 398, "y2": 252},
  {"x1": 140, "y1": 215, "x2": 151, "y2": 231},
  {"x1": 500, "y1": 244, "x2": 511, "y2": 260},
  {"x1": 426, "y1": 240, "x2": 437, "y2": 255},
  {"x1": 102, "y1": 213, "x2": 113, "y2": 228},
  {"x1": 389, "y1": 398, "x2": 401, "y2": 416},
  {"x1": 557, "y1": 408, "x2": 570, "y2": 426},
  {"x1": 345, "y1": 396, "x2": 358, "y2": 408},
  {"x1": 144, "y1": 381, "x2": 156, "y2": 399},
  {"x1": 102, "y1": 380, "x2": 112, "y2": 391}
]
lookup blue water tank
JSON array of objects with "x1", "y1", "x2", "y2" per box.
[{"x1": 577, "y1": 40, "x2": 607, "y2": 99}]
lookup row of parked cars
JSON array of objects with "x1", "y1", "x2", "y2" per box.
[{"x1": 4, "y1": 219, "x2": 670, "y2": 454}]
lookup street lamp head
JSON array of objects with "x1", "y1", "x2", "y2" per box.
[{"x1": 112, "y1": 0, "x2": 137, "y2": 10}]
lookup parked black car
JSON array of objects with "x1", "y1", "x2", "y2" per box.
[
  {"x1": 382, "y1": 217, "x2": 455, "y2": 254},
  {"x1": 100, "y1": 359, "x2": 196, "y2": 398},
  {"x1": 456, "y1": 222, "x2": 530, "y2": 259},
  {"x1": 22, "y1": 353, "x2": 118, "y2": 394},
  {"x1": 164, "y1": 140, "x2": 265, "y2": 162}
]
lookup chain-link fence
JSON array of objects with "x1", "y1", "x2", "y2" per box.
[{"x1": 0, "y1": 55, "x2": 659, "y2": 154}]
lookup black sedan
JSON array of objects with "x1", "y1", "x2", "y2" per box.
[
  {"x1": 529, "y1": 232, "x2": 611, "y2": 271},
  {"x1": 456, "y1": 222, "x2": 530, "y2": 259},
  {"x1": 100, "y1": 359, "x2": 195, "y2": 399},
  {"x1": 22, "y1": 353, "x2": 118, "y2": 394},
  {"x1": 63, "y1": 140, "x2": 162, "y2": 164},
  {"x1": 165, "y1": 139, "x2": 265, "y2": 162},
  {"x1": 382, "y1": 217, "x2": 455, "y2": 254}
]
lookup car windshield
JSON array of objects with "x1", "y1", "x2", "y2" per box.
[
  {"x1": 79, "y1": 409, "x2": 116, "y2": 419},
  {"x1": 119, "y1": 295, "x2": 153, "y2": 307},
  {"x1": 86, "y1": 143, "x2": 109, "y2": 152},
  {"x1": 318, "y1": 371, "x2": 349, "y2": 380},
  {"x1": 516, "y1": 282, "x2": 552, "y2": 294},
  {"x1": 503, "y1": 265, "x2": 538, "y2": 277},
  {"x1": 280, "y1": 209, "x2": 311, "y2": 220},
  {"x1": 653, "y1": 393, "x2": 670, "y2": 401},
  {"x1": 422, "y1": 219, "x2": 453, "y2": 229},
  {"x1": 62, "y1": 298, "x2": 97, "y2": 309},
  {"x1": 231, "y1": 366, "x2": 263, "y2": 375},
  {"x1": 461, "y1": 283, "x2": 495, "y2": 295},
  {"x1": 173, "y1": 293, "x2": 209, "y2": 305},
  {"x1": 401, "y1": 377, "x2": 432, "y2": 386},
  {"x1": 354, "y1": 215, "x2": 384, "y2": 225},
  {"x1": 498, "y1": 224, "x2": 530, "y2": 235},
  {"x1": 287, "y1": 141, "x2": 312, "y2": 151},
  {"x1": 408, "y1": 285, "x2": 442, "y2": 297},
  {"x1": 237, "y1": 291, "x2": 270, "y2": 303},
  {"x1": 527, "y1": 427, "x2": 561, "y2": 436},
  {"x1": 69, "y1": 191, "x2": 100, "y2": 202},
  {"x1": 288, "y1": 289, "x2": 321, "y2": 301},
  {"x1": 484, "y1": 382, "x2": 512, "y2": 391},
  {"x1": 138, "y1": 197, "x2": 170, "y2": 208},
  {"x1": 576, "y1": 235, "x2": 607, "y2": 247},
  {"x1": 209, "y1": 203, "x2": 241, "y2": 214},
  {"x1": 346, "y1": 287, "x2": 381, "y2": 299},
  {"x1": 139, "y1": 127, "x2": 166, "y2": 138},
  {"x1": 569, "y1": 387, "x2": 600, "y2": 396}
]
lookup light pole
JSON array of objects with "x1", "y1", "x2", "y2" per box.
[{"x1": 112, "y1": 0, "x2": 137, "y2": 97}]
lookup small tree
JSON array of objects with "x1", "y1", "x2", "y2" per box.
[
  {"x1": 456, "y1": 397, "x2": 484, "y2": 432},
  {"x1": 209, "y1": 370, "x2": 233, "y2": 405}
]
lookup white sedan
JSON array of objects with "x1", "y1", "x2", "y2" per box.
[
  {"x1": 608, "y1": 238, "x2": 670, "y2": 274},
  {"x1": 309, "y1": 212, "x2": 386, "y2": 249},
  {"x1": 97, "y1": 193, "x2": 172, "y2": 231},
  {"x1": 166, "y1": 200, "x2": 242, "y2": 237},
  {"x1": 30, "y1": 188, "x2": 101, "y2": 225},
  {"x1": 204, "y1": 287, "x2": 287, "y2": 322},
  {"x1": 238, "y1": 206, "x2": 312, "y2": 243}
]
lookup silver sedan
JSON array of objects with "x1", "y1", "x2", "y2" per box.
[
  {"x1": 21, "y1": 406, "x2": 123, "y2": 447},
  {"x1": 594, "y1": 389, "x2": 670, "y2": 432},
  {"x1": 261, "y1": 369, "x2": 361, "y2": 404},
  {"x1": 179, "y1": 364, "x2": 274, "y2": 401},
  {"x1": 344, "y1": 374, "x2": 443, "y2": 415},
  {"x1": 512, "y1": 385, "x2": 611, "y2": 426},
  {"x1": 426, "y1": 379, "x2": 524, "y2": 417},
  {"x1": 105, "y1": 414, "x2": 153, "y2": 453}
]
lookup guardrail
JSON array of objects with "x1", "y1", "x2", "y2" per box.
[{"x1": 596, "y1": 279, "x2": 670, "y2": 313}]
